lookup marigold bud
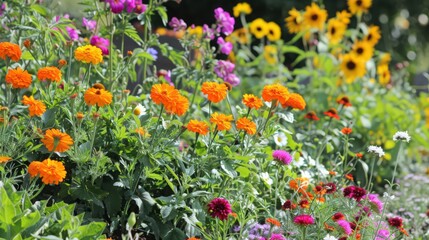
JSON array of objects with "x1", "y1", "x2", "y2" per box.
[
  {"x1": 58, "y1": 59, "x2": 67, "y2": 68},
  {"x1": 23, "y1": 39, "x2": 31, "y2": 49},
  {"x1": 127, "y1": 50, "x2": 133, "y2": 56}
]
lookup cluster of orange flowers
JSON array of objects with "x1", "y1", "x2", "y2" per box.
[
  {"x1": 262, "y1": 83, "x2": 306, "y2": 110},
  {"x1": 150, "y1": 83, "x2": 189, "y2": 116},
  {"x1": 28, "y1": 158, "x2": 66, "y2": 185}
]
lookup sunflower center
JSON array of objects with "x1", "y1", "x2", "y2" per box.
[
  {"x1": 256, "y1": 27, "x2": 262, "y2": 32},
  {"x1": 356, "y1": 0, "x2": 363, "y2": 6},
  {"x1": 330, "y1": 27, "x2": 336, "y2": 35},
  {"x1": 367, "y1": 34, "x2": 373, "y2": 40},
  {"x1": 269, "y1": 30, "x2": 274, "y2": 35},
  {"x1": 346, "y1": 61, "x2": 356, "y2": 70},
  {"x1": 311, "y1": 14, "x2": 318, "y2": 21},
  {"x1": 356, "y1": 47, "x2": 364, "y2": 54}
]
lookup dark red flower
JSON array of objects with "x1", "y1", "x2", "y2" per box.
[
  {"x1": 388, "y1": 217, "x2": 403, "y2": 229},
  {"x1": 282, "y1": 200, "x2": 297, "y2": 210},
  {"x1": 343, "y1": 186, "x2": 355, "y2": 198},
  {"x1": 304, "y1": 111, "x2": 320, "y2": 121},
  {"x1": 336, "y1": 96, "x2": 352, "y2": 107},
  {"x1": 324, "y1": 108, "x2": 340, "y2": 120},
  {"x1": 324, "y1": 182, "x2": 337, "y2": 194},
  {"x1": 332, "y1": 212, "x2": 345, "y2": 221},
  {"x1": 352, "y1": 187, "x2": 367, "y2": 202},
  {"x1": 207, "y1": 198, "x2": 232, "y2": 220}
]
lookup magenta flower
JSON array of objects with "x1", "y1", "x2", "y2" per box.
[
  {"x1": 207, "y1": 197, "x2": 232, "y2": 220},
  {"x1": 225, "y1": 73, "x2": 240, "y2": 86},
  {"x1": 0, "y1": 3, "x2": 7, "y2": 16},
  {"x1": 66, "y1": 27, "x2": 80, "y2": 41},
  {"x1": 293, "y1": 214, "x2": 315, "y2": 226},
  {"x1": 337, "y1": 220, "x2": 352, "y2": 235},
  {"x1": 343, "y1": 186, "x2": 367, "y2": 202},
  {"x1": 125, "y1": 0, "x2": 136, "y2": 12},
  {"x1": 203, "y1": 24, "x2": 215, "y2": 40},
  {"x1": 90, "y1": 35, "x2": 110, "y2": 55},
  {"x1": 270, "y1": 234, "x2": 286, "y2": 240},
  {"x1": 367, "y1": 194, "x2": 383, "y2": 214},
  {"x1": 217, "y1": 37, "x2": 233, "y2": 55},
  {"x1": 134, "y1": 2, "x2": 147, "y2": 14},
  {"x1": 214, "y1": 7, "x2": 235, "y2": 35},
  {"x1": 169, "y1": 17, "x2": 187, "y2": 32},
  {"x1": 272, "y1": 150, "x2": 292, "y2": 165},
  {"x1": 107, "y1": 0, "x2": 125, "y2": 14},
  {"x1": 214, "y1": 60, "x2": 235, "y2": 78},
  {"x1": 82, "y1": 17, "x2": 97, "y2": 31}
]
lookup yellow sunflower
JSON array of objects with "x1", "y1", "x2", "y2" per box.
[
  {"x1": 303, "y1": 3, "x2": 328, "y2": 31},
  {"x1": 233, "y1": 2, "x2": 252, "y2": 17},
  {"x1": 379, "y1": 53, "x2": 391, "y2": 65},
  {"x1": 264, "y1": 45, "x2": 278, "y2": 65},
  {"x1": 364, "y1": 25, "x2": 381, "y2": 46},
  {"x1": 250, "y1": 18, "x2": 269, "y2": 39},
  {"x1": 377, "y1": 64, "x2": 391, "y2": 85},
  {"x1": 340, "y1": 53, "x2": 366, "y2": 83},
  {"x1": 229, "y1": 28, "x2": 249, "y2": 44},
  {"x1": 327, "y1": 19, "x2": 347, "y2": 44},
  {"x1": 266, "y1": 22, "x2": 281, "y2": 41},
  {"x1": 285, "y1": 8, "x2": 303, "y2": 34},
  {"x1": 351, "y1": 40, "x2": 374, "y2": 61},
  {"x1": 336, "y1": 10, "x2": 352, "y2": 25},
  {"x1": 348, "y1": 0, "x2": 372, "y2": 15}
]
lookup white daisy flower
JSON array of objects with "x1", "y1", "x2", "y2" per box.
[
  {"x1": 323, "y1": 234, "x2": 338, "y2": 240},
  {"x1": 393, "y1": 131, "x2": 411, "y2": 142},
  {"x1": 260, "y1": 172, "x2": 273, "y2": 185},
  {"x1": 133, "y1": 104, "x2": 147, "y2": 117},
  {"x1": 368, "y1": 145, "x2": 385, "y2": 157},
  {"x1": 273, "y1": 132, "x2": 287, "y2": 147}
]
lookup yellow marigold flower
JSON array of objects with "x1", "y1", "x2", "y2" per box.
[
  {"x1": 84, "y1": 86, "x2": 113, "y2": 107},
  {"x1": 303, "y1": 3, "x2": 328, "y2": 31},
  {"x1": 281, "y1": 93, "x2": 306, "y2": 110},
  {"x1": 351, "y1": 40, "x2": 374, "y2": 61},
  {"x1": 210, "y1": 112, "x2": 233, "y2": 131},
  {"x1": 236, "y1": 117, "x2": 256, "y2": 135},
  {"x1": 31, "y1": 159, "x2": 66, "y2": 185},
  {"x1": 0, "y1": 156, "x2": 11, "y2": 163},
  {"x1": 37, "y1": 66, "x2": 62, "y2": 82},
  {"x1": 340, "y1": 53, "x2": 366, "y2": 83},
  {"x1": 22, "y1": 95, "x2": 46, "y2": 117},
  {"x1": 0, "y1": 42, "x2": 22, "y2": 62},
  {"x1": 41, "y1": 129, "x2": 74, "y2": 153},
  {"x1": 327, "y1": 19, "x2": 347, "y2": 44},
  {"x1": 187, "y1": 120, "x2": 209, "y2": 135},
  {"x1": 264, "y1": 45, "x2": 278, "y2": 65},
  {"x1": 377, "y1": 64, "x2": 391, "y2": 86},
  {"x1": 285, "y1": 8, "x2": 303, "y2": 34},
  {"x1": 262, "y1": 83, "x2": 290, "y2": 105},
  {"x1": 242, "y1": 94, "x2": 263, "y2": 110},
  {"x1": 364, "y1": 25, "x2": 381, "y2": 46},
  {"x1": 266, "y1": 22, "x2": 281, "y2": 41},
  {"x1": 336, "y1": 10, "x2": 352, "y2": 25},
  {"x1": 201, "y1": 82, "x2": 228, "y2": 103},
  {"x1": 348, "y1": 0, "x2": 372, "y2": 15},
  {"x1": 250, "y1": 18, "x2": 269, "y2": 39},
  {"x1": 233, "y1": 2, "x2": 252, "y2": 17},
  {"x1": 5, "y1": 67, "x2": 32, "y2": 89},
  {"x1": 74, "y1": 45, "x2": 103, "y2": 65}
]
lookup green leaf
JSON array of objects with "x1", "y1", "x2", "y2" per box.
[
  {"x1": 163, "y1": 228, "x2": 186, "y2": 240},
  {"x1": 74, "y1": 222, "x2": 106, "y2": 239},
  {"x1": 236, "y1": 166, "x2": 250, "y2": 178}
]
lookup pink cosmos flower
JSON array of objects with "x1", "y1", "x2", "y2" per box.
[
  {"x1": 293, "y1": 214, "x2": 315, "y2": 226},
  {"x1": 207, "y1": 198, "x2": 232, "y2": 220},
  {"x1": 217, "y1": 37, "x2": 232, "y2": 55},
  {"x1": 90, "y1": 35, "x2": 110, "y2": 55},
  {"x1": 270, "y1": 234, "x2": 286, "y2": 240},
  {"x1": 66, "y1": 27, "x2": 80, "y2": 41},
  {"x1": 337, "y1": 219, "x2": 352, "y2": 235},
  {"x1": 107, "y1": 0, "x2": 125, "y2": 14},
  {"x1": 272, "y1": 150, "x2": 292, "y2": 165},
  {"x1": 367, "y1": 194, "x2": 383, "y2": 214},
  {"x1": 82, "y1": 17, "x2": 97, "y2": 31}
]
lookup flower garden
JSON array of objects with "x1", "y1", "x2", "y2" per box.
[{"x1": 0, "y1": 0, "x2": 429, "y2": 239}]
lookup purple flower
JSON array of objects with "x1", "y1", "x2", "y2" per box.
[
  {"x1": 147, "y1": 48, "x2": 158, "y2": 61},
  {"x1": 203, "y1": 24, "x2": 215, "y2": 40},
  {"x1": 217, "y1": 37, "x2": 232, "y2": 55},
  {"x1": 225, "y1": 73, "x2": 240, "y2": 86},
  {"x1": 82, "y1": 17, "x2": 97, "y2": 31},
  {"x1": 0, "y1": 3, "x2": 7, "y2": 16},
  {"x1": 214, "y1": 60, "x2": 235, "y2": 79},
  {"x1": 134, "y1": 2, "x2": 147, "y2": 14},
  {"x1": 232, "y1": 225, "x2": 241, "y2": 232},
  {"x1": 90, "y1": 35, "x2": 110, "y2": 55},
  {"x1": 272, "y1": 150, "x2": 292, "y2": 165},
  {"x1": 367, "y1": 194, "x2": 384, "y2": 214},
  {"x1": 214, "y1": 7, "x2": 235, "y2": 35},
  {"x1": 248, "y1": 223, "x2": 270, "y2": 239},
  {"x1": 270, "y1": 234, "x2": 286, "y2": 240},
  {"x1": 66, "y1": 27, "x2": 80, "y2": 41},
  {"x1": 107, "y1": 0, "x2": 125, "y2": 14},
  {"x1": 169, "y1": 17, "x2": 187, "y2": 32},
  {"x1": 336, "y1": 220, "x2": 352, "y2": 235},
  {"x1": 125, "y1": 0, "x2": 136, "y2": 12}
]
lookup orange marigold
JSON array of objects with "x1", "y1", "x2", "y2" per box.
[
  {"x1": 38, "y1": 159, "x2": 67, "y2": 185},
  {"x1": 236, "y1": 117, "x2": 257, "y2": 135},
  {"x1": 324, "y1": 108, "x2": 340, "y2": 120},
  {"x1": 74, "y1": 45, "x2": 103, "y2": 64},
  {"x1": 289, "y1": 177, "x2": 309, "y2": 193},
  {"x1": 261, "y1": 83, "x2": 290, "y2": 105},
  {"x1": 201, "y1": 82, "x2": 228, "y2": 103},
  {"x1": 282, "y1": 93, "x2": 306, "y2": 110},
  {"x1": 341, "y1": 127, "x2": 352, "y2": 135},
  {"x1": 37, "y1": 66, "x2": 62, "y2": 82},
  {"x1": 187, "y1": 120, "x2": 209, "y2": 135},
  {"x1": 28, "y1": 161, "x2": 44, "y2": 177},
  {"x1": 22, "y1": 95, "x2": 46, "y2": 117},
  {"x1": 0, "y1": 42, "x2": 22, "y2": 61},
  {"x1": 210, "y1": 112, "x2": 233, "y2": 131},
  {"x1": 165, "y1": 94, "x2": 189, "y2": 116},
  {"x1": 266, "y1": 218, "x2": 281, "y2": 227},
  {"x1": 242, "y1": 94, "x2": 263, "y2": 110},
  {"x1": 345, "y1": 173, "x2": 354, "y2": 181},
  {"x1": 5, "y1": 67, "x2": 32, "y2": 89},
  {"x1": 187, "y1": 238, "x2": 201, "y2": 240},
  {"x1": 0, "y1": 156, "x2": 11, "y2": 163},
  {"x1": 41, "y1": 129, "x2": 74, "y2": 152},
  {"x1": 150, "y1": 83, "x2": 180, "y2": 106},
  {"x1": 84, "y1": 87, "x2": 113, "y2": 107}
]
